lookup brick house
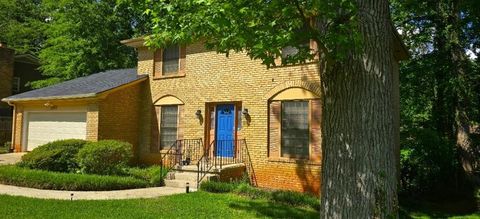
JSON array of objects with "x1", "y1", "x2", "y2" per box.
[
  {"x1": 0, "y1": 43, "x2": 43, "y2": 146},
  {"x1": 2, "y1": 36, "x2": 407, "y2": 194}
]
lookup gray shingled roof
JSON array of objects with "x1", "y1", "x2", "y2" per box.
[{"x1": 2, "y1": 68, "x2": 147, "y2": 102}]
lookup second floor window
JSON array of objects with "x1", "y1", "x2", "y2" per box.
[
  {"x1": 12, "y1": 77, "x2": 20, "y2": 93},
  {"x1": 281, "y1": 46, "x2": 300, "y2": 59},
  {"x1": 162, "y1": 45, "x2": 180, "y2": 75}
]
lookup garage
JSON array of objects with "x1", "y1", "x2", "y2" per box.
[
  {"x1": 24, "y1": 112, "x2": 87, "y2": 151},
  {"x1": 2, "y1": 68, "x2": 147, "y2": 152}
]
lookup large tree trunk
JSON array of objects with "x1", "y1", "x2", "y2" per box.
[
  {"x1": 448, "y1": 2, "x2": 478, "y2": 182},
  {"x1": 433, "y1": 0, "x2": 479, "y2": 183},
  {"x1": 319, "y1": 0, "x2": 398, "y2": 218}
]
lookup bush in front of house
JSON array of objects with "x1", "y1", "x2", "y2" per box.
[
  {"x1": 18, "y1": 139, "x2": 87, "y2": 172},
  {"x1": 234, "y1": 182, "x2": 270, "y2": 199},
  {"x1": 0, "y1": 141, "x2": 11, "y2": 154},
  {"x1": 270, "y1": 190, "x2": 320, "y2": 210},
  {"x1": 77, "y1": 140, "x2": 133, "y2": 175},
  {"x1": 125, "y1": 165, "x2": 166, "y2": 186},
  {"x1": 200, "y1": 180, "x2": 320, "y2": 210},
  {"x1": 0, "y1": 165, "x2": 148, "y2": 191},
  {"x1": 199, "y1": 180, "x2": 238, "y2": 193}
]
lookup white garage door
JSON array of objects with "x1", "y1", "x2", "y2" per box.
[{"x1": 25, "y1": 112, "x2": 87, "y2": 151}]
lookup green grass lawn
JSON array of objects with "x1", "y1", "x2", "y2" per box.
[
  {"x1": 0, "y1": 191, "x2": 319, "y2": 219},
  {"x1": 0, "y1": 191, "x2": 477, "y2": 218}
]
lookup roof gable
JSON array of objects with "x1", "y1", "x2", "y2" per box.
[{"x1": 2, "y1": 68, "x2": 147, "y2": 102}]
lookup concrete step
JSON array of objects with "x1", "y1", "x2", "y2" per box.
[
  {"x1": 174, "y1": 172, "x2": 218, "y2": 181},
  {"x1": 164, "y1": 179, "x2": 198, "y2": 189},
  {"x1": 173, "y1": 163, "x2": 244, "y2": 173}
]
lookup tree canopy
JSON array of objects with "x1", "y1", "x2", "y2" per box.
[
  {"x1": 0, "y1": 0, "x2": 150, "y2": 88},
  {"x1": 142, "y1": 0, "x2": 400, "y2": 217},
  {"x1": 0, "y1": 0, "x2": 46, "y2": 54},
  {"x1": 391, "y1": 0, "x2": 480, "y2": 194}
]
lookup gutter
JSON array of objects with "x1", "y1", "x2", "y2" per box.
[
  {"x1": 1, "y1": 93, "x2": 98, "y2": 103},
  {"x1": 121, "y1": 37, "x2": 146, "y2": 48}
]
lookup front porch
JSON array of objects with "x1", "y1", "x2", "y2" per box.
[{"x1": 159, "y1": 138, "x2": 255, "y2": 188}]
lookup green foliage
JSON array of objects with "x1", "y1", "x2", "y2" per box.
[
  {"x1": 18, "y1": 139, "x2": 87, "y2": 172},
  {"x1": 31, "y1": 0, "x2": 143, "y2": 88},
  {"x1": 0, "y1": 165, "x2": 148, "y2": 191},
  {"x1": 200, "y1": 181, "x2": 320, "y2": 210},
  {"x1": 199, "y1": 180, "x2": 237, "y2": 193},
  {"x1": 0, "y1": 0, "x2": 46, "y2": 54},
  {"x1": 124, "y1": 166, "x2": 165, "y2": 186},
  {"x1": 1, "y1": 0, "x2": 151, "y2": 88},
  {"x1": 270, "y1": 190, "x2": 320, "y2": 210},
  {"x1": 400, "y1": 128, "x2": 459, "y2": 194},
  {"x1": 77, "y1": 140, "x2": 133, "y2": 175},
  {"x1": 234, "y1": 183, "x2": 270, "y2": 199},
  {"x1": 141, "y1": 0, "x2": 359, "y2": 67},
  {"x1": 2, "y1": 141, "x2": 11, "y2": 149},
  {"x1": 0, "y1": 192, "x2": 320, "y2": 219},
  {"x1": 0, "y1": 142, "x2": 11, "y2": 154},
  {"x1": 392, "y1": 0, "x2": 480, "y2": 195}
]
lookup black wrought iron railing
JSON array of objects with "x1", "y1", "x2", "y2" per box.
[
  {"x1": 159, "y1": 138, "x2": 203, "y2": 175},
  {"x1": 196, "y1": 139, "x2": 248, "y2": 187}
]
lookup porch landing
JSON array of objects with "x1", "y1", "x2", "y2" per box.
[{"x1": 164, "y1": 163, "x2": 246, "y2": 189}]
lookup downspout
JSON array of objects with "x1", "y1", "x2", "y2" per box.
[{"x1": 6, "y1": 101, "x2": 15, "y2": 152}]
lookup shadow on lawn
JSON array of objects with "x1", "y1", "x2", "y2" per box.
[
  {"x1": 399, "y1": 195, "x2": 479, "y2": 219},
  {"x1": 229, "y1": 200, "x2": 318, "y2": 219}
]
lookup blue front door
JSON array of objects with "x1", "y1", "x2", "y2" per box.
[{"x1": 215, "y1": 104, "x2": 235, "y2": 157}]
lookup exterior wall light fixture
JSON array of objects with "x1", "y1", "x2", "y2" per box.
[
  {"x1": 242, "y1": 108, "x2": 249, "y2": 116},
  {"x1": 195, "y1": 110, "x2": 202, "y2": 119}
]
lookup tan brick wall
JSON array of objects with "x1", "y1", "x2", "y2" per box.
[
  {"x1": 136, "y1": 43, "x2": 322, "y2": 194},
  {"x1": 98, "y1": 81, "x2": 143, "y2": 159},
  {"x1": 86, "y1": 103, "x2": 99, "y2": 141},
  {"x1": 219, "y1": 165, "x2": 247, "y2": 182},
  {"x1": 12, "y1": 105, "x2": 23, "y2": 152}
]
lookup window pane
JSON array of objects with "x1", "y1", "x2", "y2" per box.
[
  {"x1": 281, "y1": 42, "x2": 310, "y2": 59},
  {"x1": 281, "y1": 46, "x2": 299, "y2": 58},
  {"x1": 281, "y1": 101, "x2": 309, "y2": 158},
  {"x1": 160, "y1": 105, "x2": 178, "y2": 149},
  {"x1": 12, "y1": 77, "x2": 20, "y2": 93},
  {"x1": 162, "y1": 45, "x2": 179, "y2": 75}
]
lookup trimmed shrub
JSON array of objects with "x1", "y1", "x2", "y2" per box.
[
  {"x1": 271, "y1": 190, "x2": 320, "y2": 210},
  {"x1": 234, "y1": 183, "x2": 269, "y2": 199},
  {"x1": 199, "y1": 180, "x2": 237, "y2": 193},
  {"x1": 77, "y1": 140, "x2": 133, "y2": 175},
  {"x1": 18, "y1": 139, "x2": 87, "y2": 172},
  {"x1": 200, "y1": 180, "x2": 320, "y2": 211},
  {"x1": 125, "y1": 166, "x2": 166, "y2": 186},
  {"x1": 0, "y1": 165, "x2": 148, "y2": 191},
  {"x1": 0, "y1": 141, "x2": 11, "y2": 154}
]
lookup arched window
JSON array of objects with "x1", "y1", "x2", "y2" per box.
[
  {"x1": 269, "y1": 88, "x2": 321, "y2": 161},
  {"x1": 151, "y1": 96, "x2": 184, "y2": 151}
]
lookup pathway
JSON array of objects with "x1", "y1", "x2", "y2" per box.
[
  {"x1": 0, "y1": 184, "x2": 193, "y2": 200},
  {"x1": 0, "y1": 153, "x2": 25, "y2": 165}
]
